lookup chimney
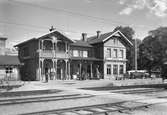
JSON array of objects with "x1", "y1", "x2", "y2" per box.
[
  {"x1": 49, "y1": 26, "x2": 56, "y2": 32},
  {"x1": 82, "y1": 33, "x2": 87, "y2": 41},
  {"x1": 0, "y1": 37, "x2": 7, "y2": 55},
  {"x1": 96, "y1": 30, "x2": 101, "y2": 38}
]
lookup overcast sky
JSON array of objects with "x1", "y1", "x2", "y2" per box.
[{"x1": 1, "y1": 0, "x2": 167, "y2": 47}]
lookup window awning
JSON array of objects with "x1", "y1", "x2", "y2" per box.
[{"x1": 0, "y1": 56, "x2": 22, "y2": 66}]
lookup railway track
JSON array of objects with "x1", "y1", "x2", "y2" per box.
[
  {"x1": 21, "y1": 101, "x2": 151, "y2": 115},
  {"x1": 0, "y1": 94, "x2": 93, "y2": 106},
  {"x1": 112, "y1": 88, "x2": 166, "y2": 94},
  {"x1": 0, "y1": 89, "x2": 61, "y2": 97},
  {"x1": 111, "y1": 88, "x2": 167, "y2": 99}
]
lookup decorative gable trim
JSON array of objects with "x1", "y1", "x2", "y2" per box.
[{"x1": 102, "y1": 30, "x2": 133, "y2": 46}]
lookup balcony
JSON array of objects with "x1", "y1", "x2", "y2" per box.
[{"x1": 38, "y1": 50, "x2": 69, "y2": 59}]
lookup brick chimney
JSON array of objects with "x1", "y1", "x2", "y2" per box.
[
  {"x1": 96, "y1": 31, "x2": 101, "y2": 38},
  {"x1": 82, "y1": 33, "x2": 87, "y2": 41},
  {"x1": 0, "y1": 37, "x2": 7, "y2": 55}
]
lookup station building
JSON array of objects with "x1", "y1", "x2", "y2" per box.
[{"x1": 15, "y1": 29, "x2": 133, "y2": 81}]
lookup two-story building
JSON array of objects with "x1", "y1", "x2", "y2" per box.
[
  {"x1": 87, "y1": 30, "x2": 133, "y2": 79},
  {"x1": 15, "y1": 29, "x2": 133, "y2": 81}
]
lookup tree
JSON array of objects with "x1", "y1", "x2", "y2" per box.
[{"x1": 139, "y1": 27, "x2": 167, "y2": 75}]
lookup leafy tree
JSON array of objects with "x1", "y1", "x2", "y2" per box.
[{"x1": 139, "y1": 27, "x2": 167, "y2": 75}]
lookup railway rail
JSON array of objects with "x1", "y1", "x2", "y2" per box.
[
  {"x1": 0, "y1": 94, "x2": 93, "y2": 106},
  {"x1": 21, "y1": 101, "x2": 151, "y2": 115},
  {"x1": 0, "y1": 89, "x2": 61, "y2": 97},
  {"x1": 111, "y1": 88, "x2": 166, "y2": 94}
]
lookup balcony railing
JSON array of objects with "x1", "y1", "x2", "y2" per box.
[{"x1": 38, "y1": 50, "x2": 69, "y2": 58}]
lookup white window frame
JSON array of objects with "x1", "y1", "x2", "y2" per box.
[
  {"x1": 73, "y1": 50, "x2": 79, "y2": 57},
  {"x1": 107, "y1": 64, "x2": 111, "y2": 75},
  {"x1": 106, "y1": 48, "x2": 111, "y2": 58},
  {"x1": 113, "y1": 49, "x2": 118, "y2": 58},
  {"x1": 83, "y1": 51, "x2": 88, "y2": 57},
  {"x1": 113, "y1": 64, "x2": 118, "y2": 75},
  {"x1": 120, "y1": 49, "x2": 124, "y2": 58}
]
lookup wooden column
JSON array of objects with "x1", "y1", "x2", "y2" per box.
[
  {"x1": 41, "y1": 40, "x2": 44, "y2": 50},
  {"x1": 68, "y1": 61, "x2": 71, "y2": 80},
  {"x1": 38, "y1": 58, "x2": 41, "y2": 81},
  {"x1": 65, "y1": 42, "x2": 68, "y2": 57},
  {"x1": 65, "y1": 60, "x2": 68, "y2": 80},
  {"x1": 90, "y1": 63, "x2": 93, "y2": 79},
  {"x1": 41, "y1": 59, "x2": 44, "y2": 81},
  {"x1": 54, "y1": 59, "x2": 57, "y2": 80},
  {"x1": 80, "y1": 62, "x2": 82, "y2": 79}
]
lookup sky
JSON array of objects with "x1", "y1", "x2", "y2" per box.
[{"x1": 1, "y1": 0, "x2": 167, "y2": 47}]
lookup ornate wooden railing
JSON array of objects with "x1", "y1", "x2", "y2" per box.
[{"x1": 38, "y1": 50, "x2": 69, "y2": 59}]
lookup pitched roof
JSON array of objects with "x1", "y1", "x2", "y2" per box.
[
  {"x1": 87, "y1": 30, "x2": 133, "y2": 46},
  {"x1": 0, "y1": 56, "x2": 21, "y2": 66},
  {"x1": 71, "y1": 40, "x2": 93, "y2": 47},
  {"x1": 87, "y1": 31, "x2": 114, "y2": 44},
  {"x1": 15, "y1": 30, "x2": 74, "y2": 47}
]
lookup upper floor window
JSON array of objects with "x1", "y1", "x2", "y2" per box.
[
  {"x1": 113, "y1": 38, "x2": 117, "y2": 44},
  {"x1": 73, "y1": 50, "x2": 79, "y2": 57},
  {"x1": 120, "y1": 50, "x2": 124, "y2": 58},
  {"x1": 119, "y1": 65, "x2": 124, "y2": 74},
  {"x1": 79, "y1": 50, "x2": 83, "y2": 57},
  {"x1": 113, "y1": 49, "x2": 118, "y2": 58},
  {"x1": 107, "y1": 64, "x2": 111, "y2": 75},
  {"x1": 83, "y1": 51, "x2": 88, "y2": 57},
  {"x1": 22, "y1": 47, "x2": 29, "y2": 57},
  {"x1": 106, "y1": 48, "x2": 111, "y2": 58}
]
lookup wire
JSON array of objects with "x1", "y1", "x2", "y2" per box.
[
  {"x1": 7, "y1": 0, "x2": 148, "y2": 28},
  {"x1": 0, "y1": 20, "x2": 96, "y2": 36}
]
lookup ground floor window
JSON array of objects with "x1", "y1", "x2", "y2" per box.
[
  {"x1": 107, "y1": 64, "x2": 111, "y2": 75},
  {"x1": 113, "y1": 65, "x2": 118, "y2": 75},
  {"x1": 119, "y1": 65, "x2": 124, "y2": 74},
  {"x1": 6, "y1": 67, "x2": 13, "y2": 73}
]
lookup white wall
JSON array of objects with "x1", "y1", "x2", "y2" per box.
[
  {"x1": 0, "y1": 67, "x2": 20, "y2": 81},
  {"x1": 103, "y1": 36, "x2": 127, "y2": 79}
]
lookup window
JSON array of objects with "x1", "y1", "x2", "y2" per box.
[
  {"x1": 79, "y1": 50, "x2": 83, "y2": 57},
  {"x1": 22, "y1": 47, "x2": 29, "y2": 57},
  {"x1": 106, "y1": 48, "x2": 111, "y2": 58},
  {"x1": 6, "y1": 68, "x2": 13, "y2": 73},
  {"x1": 119, "y1": 65, "x2": 124, "y2": 74},
  {"x1": 73, "y1": 50, "x2": 79, "y2": 57},
  {"x1": 107, "y1": 64, "x2": 111, "y2": 75},
  {"x1": 113, "y1": 65, "x2": 118, "y2": 75},
  {"x1": 113, "y1": 38, "x2": 117, "y2": 44},
  {"x1": 120, "y1": 50, "x2": 124, "y2": 58},
  {"x1": 113, "y1": 49, "x2": 117, "y2": 58},
  {"x1": 83, "y1": 51, "x2": 88, "y2": 57}
]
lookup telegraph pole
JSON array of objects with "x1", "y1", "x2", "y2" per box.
[{"x1": 135, "y1": 37, "x2": 138, "y2": 71}]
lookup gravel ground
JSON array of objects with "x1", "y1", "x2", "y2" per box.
[
  {"x1": 1, "y1": 80, "x2": 167, "y2": 115},
  {"x1": 0, "y1": 95, "x2": 123, "y2": 115}
]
